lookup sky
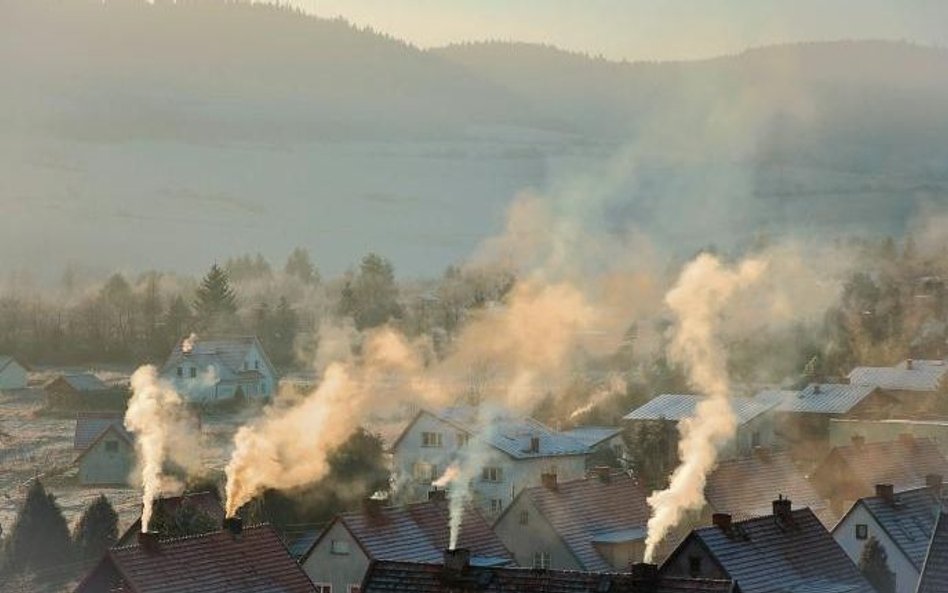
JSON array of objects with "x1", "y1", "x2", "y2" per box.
[{"x1": 266, "y1": 0, "x2": 947, "y2": 61}]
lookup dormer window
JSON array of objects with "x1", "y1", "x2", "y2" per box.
[{"x1": 190, "y1": 367, "x2": 197, "y2": 379}]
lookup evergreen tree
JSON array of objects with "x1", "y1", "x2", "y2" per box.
[
  {"x1": 163, "y1": 295, "x2": 193, "y2": 349},
  {"x1": 3, "y1": 480, "x2": 74, "y2": 574},
  {"x1": 338, "y1": 253, "x2": 402, "y2": 330},
  {"x1": 284, "y1": 247, "x2": 320, "y2": 285},
  {"x1": 859, "y1": 536, "x2": 896, "y2": 593},
  {"x1": 193, "y1": 264, "x2": 238, "y2": 329},
  {"x1": 73, "y1": 495, "x2": 118, "y2": 561}
]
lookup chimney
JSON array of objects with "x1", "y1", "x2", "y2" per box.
[
  {"x1": 712, "y1": 513, "x2": 732, "y2": 532},
  {"x1": 630, "y1": 562, "x2": 658, "y2": 584},
  {"x1": 541, "y1": 473, "x2": 558, "y2": 491},
  {"x1": 222, "y1": 517, "x2": 243, "y2": 538},
  {"x1": 529, "y1": 436, "x2": 540, "y2": 454},
  {"x1": 138, "y1": 530, "x2": 160, "y2": 554},
  {"x1": 851, "y1": 435, "x2": 866, "y2": 449},
  {"x1": 443, "y1": 548, "x2": 471, "y2": 577},
  {"x1": 428, "y1": 488, "x2": 447, "y2": 502},
  {"x1": 363, "y1": 497, "x2": 384, "y2": 518},
  {"x1": 592, "y1": 466, "x2": 612, "y2": 483},
  {"x1": 926, "y1": 474, "x2": 943, "y2": 496},
  {"x1": 813, "y1": 384, "x2": 821, "y2": 395},
  {"x1": 899, "y1": 433, "x2": 916, "y2": 448},
  {"x1": 907, "y1": 359, "x2": 914, "y2": 370},
  {"x1": 875, "y1": 484, "x2": 895, "y2": 504},
  {"x1": 772, "y1": 495, "x2": 792, "y2": 522}
]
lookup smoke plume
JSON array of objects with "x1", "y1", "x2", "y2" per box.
[{"x1": 643, "y1": 253, "x2": 766, "y2": 561}]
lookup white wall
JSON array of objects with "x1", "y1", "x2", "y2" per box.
[
  {"x1": 833, "y1": 503, "x2": 920, "y2": 593},
  {"x1": 78, "y1": 433, "x2": 134, "y2": 486},
  {"x1": 0, "y1": 361, "x2": 27, "y2": 391},
  {"x1": 302, "y1": 521, "x2": 370, "y2": 593}
]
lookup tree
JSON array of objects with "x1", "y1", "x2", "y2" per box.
[
  {"x1": 338, "y1": 253, "x2": 402, "y2": 330},
  {"x1": 284, "y1": 247, "x2": 320, "y2": 285},
  {"x1": 859, "y1": 536, "x2": 895, "y2": 593},
  {"x1": 193, "y1": 264, "x2": 238, "y2": 329},
  {"x1": 73, "y1": 495, "x2": 118, "y2": 561},
  {"x1": 3, "y1": 480, "x2": 74, "y2": 574},
  {"x1": 149, "y1": 499, "x2": 219, "y2": 539},
  {"x1": 625, "y1": 418, "x2": 677, "y2": 491}
]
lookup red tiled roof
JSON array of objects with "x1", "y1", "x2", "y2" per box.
[
  {"x1": 705, "y1": 451, "x2": 829, "y2": 522},
  {"x1": 362, "y1": 560, "x2": 734, "y2": 593},
  {"x1": 503, "y1": 471, "x2": 650, "y2": 571},
  {"x1": 76, "y1": 524, "x2": 315, "y2": 593}
]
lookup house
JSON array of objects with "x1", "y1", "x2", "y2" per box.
[
  {"x1": 829, "y1": 418, "x2": 948, "y2": 457},
  {"x1": 849, "y1": 359, "x2": 948, "y2": 416},
  {"x1": 300, "y1": 495, "x2": 513, "y2": 593},
  {"x1": 74, "y1": 412, "x2": 134, "y2": 486},
  {"x1": 160, "y1": 335, "x2": 279, "y2": 402},
  {"x1": 115, "y1": 491, "x2": 225, "y2": 546},
  {"x1": 46, "y1": 373, "x2": 124, "y2": 410},
  {"x1": 705, "y1": 448, "x2": 833, "y2": 525},
  {"x1": 917, "y1": 510, "x2": 948, "y2": 593},
  {"x1": 362, "y1": 551, "x2": 734, "y2": 593},
  {"x1": 493, "y1": 469, "x2": 650, "y2": 571},
  {"x1": 660, "y1": 498, "x2": 875, "y2": 593},
  {"x1": 833, "y1": 480, "x2": 945, "y2": 593},
  {"x1": 74, "y1": 520, "x2": 315, "y2": 593},
  {"x1": 0, "y1": 356, "x2": 28, "y2": 390},
  {"x1": 810, "y1": 435, "x2": 948, "y2": 515},
  {"x1": 561, "y1": 426, "x2": 627, "y2": 467},
  {"x1": 391, "y1": 407, "x2": 590, "y2": 516},
  {"x1": 623, "y1": 394, "x2": 776, "y2": 460}
]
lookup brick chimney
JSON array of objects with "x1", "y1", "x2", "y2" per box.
[
  {"x1": 222, "y1": 517, "x2": 243, "y2": 538},
  {"x1": 138, "y1": 530, "x2": 160, "y2": 554},
  {"x1": 851, "y1": 435, "x2": 866, "y2": 449},
  {"x1": 443, "y1": 548, "x2": 471, "y2": 578},
  {"x1": 592, "y1": 466, "x2": 612, "y2": 483},
  {"x1": 363, "y1": 497, "x2": 385, "y2": 520},
  {"x1": 875, "y1": 483, "x2": 895, "y2": 504},
  {"x1": 428, "y1": 488, "x2": 447, "y2": 502},
  {"x1": 712, "y1": 513, "x2": 732, "y2": 532},
  {"x1": 772, "y1": 495, "x2": 792, "y2": 522},
  {"x1": 541, "y1": 473, "x2": 558, "y2": 491},
  {"x1": 813, "y1": 384, "x2": 822, "y2": 394},
  {"x1": 630, "y1": 562, "x2": 658, "y2": 585},
  {"x1": 926, "y1": 474, "x2": 943, "y2": 496}
]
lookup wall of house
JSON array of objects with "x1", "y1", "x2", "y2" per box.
[
  {"x1": 660, "y1": 537, "x2": 729, "y2": 581},
  {"x1": 0, "y1": 362, "x2": 27, "y2": 390},
  {"x1": 493, "y1": 495, "x2": 583, "y2": 570},
  {"x1": 79, "y1": 435, "x2": 134, "y2": 486},
  {"x1": 393, "y1": 413, "x2": 468, "y2": 503},
  {"x1": 302, "y1": 522, "x2": 370, "y2": 593},
  {"x1": 833, "y1": 504, "x2": 920, "y2": 593},
  {"x1": 594, "y1": 540, "x2": 644, "y2": 569}
]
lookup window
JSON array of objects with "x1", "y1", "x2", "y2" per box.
[
  {"x1": 532, "y1": 551, "x2": 551, "y2": 569},
  {"x1": 490, "y1": 499, "x2": 504, "y2": 514},
  {"x1": 255, "y1": 360, "x2": 260, "y2": 370},
  {"x1": 189, "y1": 367, "x2": 197, "y2": 379},
  {"x1": 519, "y1": 510, "x2": 529, "y2": 525},
  {"x1": 751, "y1": 431, "x2": 761, "y2": 447},
  {"x1": 314, "y1": 585, "x2": 332, "y2": 593},
  {"x1": 105, "y1": 440, "x2": 119, "y2": 453},
  {"x1": 330, "y1": 539, "x2": 350, "y2": 555},
  {"x1": 413, "y1": 462, "x2": 435, "y2": 482},
  {"x1": 176, "y1": 366, "x2": 183, "y2": 378},
  {"x1": 688, "y1": 555, "x2": 702, "y2": 577},
  {"x1": 456, "y1": 432, "x2": 470, "y2": 447},
  {"x1": 422, "y1": 432, "x2": 443, "y2": 448},
  {"x1": 348, "y1": 586, "x2": 360, "y2": 593},
  {"x1": 482, "y1": 467, "x2": 503, "y2": 482},
  {"x1": 856, "y1": 524, "x2": 868, "y2": 540}
]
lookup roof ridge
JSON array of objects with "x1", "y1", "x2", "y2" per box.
[{"x1": 111, "y1": 522, "x2": 271, "y2": 550}]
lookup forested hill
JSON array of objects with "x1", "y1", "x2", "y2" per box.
[{"x1": 3, "y1": 0, "x2": 948, "y2": 278}]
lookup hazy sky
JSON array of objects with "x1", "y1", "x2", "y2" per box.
[{"x1": 275, "y1": 0, "x2": 946, "y2": 61}]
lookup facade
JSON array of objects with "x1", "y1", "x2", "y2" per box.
[
  {"x1": 75, "y1": 522, "x2": 315, "y2": 593},
  {"x1": 810, "y1": 435, "x2": 948, "y2": 515},
  {"x1": 833, "y1": 482, "x2": 945, "y2": 593},
  {"x1": 623, "y1": 394, "x2": 776, "y2": 460},
  {"x1": 74, "y1": 412, "x2": 134, "y2": 486},
  {"x1": 391, "y1": 407, "x2": 589, "y2": 517},
  {"x1": 661, "y1": 500, "x2": 875, "y2": 593},
  {"x1": 493, "y1": 469, "x2": 650, "y2": 571},
  {"x1": 160, "y1": 335, "x2": 279, "y2": 402},
  {"x1": 0, "y1": 356, "x2": 27, "y2": 390},
  {"x1": 300, "y1": 497, "x2": 512, "y2": 593}
]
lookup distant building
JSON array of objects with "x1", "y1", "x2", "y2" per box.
[
  {"x1": 0, "y1": 356, "x2": 28, "y2": 391},
  {"x1": 75, "y1": 522, "x2": 315, "y2": 593},
  {"x1": 391, "y1": 407, "x2": 590, "y2": 517},
  {"x1": 160, "y1": 336, "x2": 278, "y2": 402},
  {"x1": 833, "y1": 480, "x2": 945, "y2": 593},
  {"x1": 493, "y1": 469, "x2": 650, "y2": 571},
  {"x1": 849, "y1": 359, "x2": 948, "y2": 416},
  {"x1": 810, "y1": 435, "x2": 948, "y2": 515},
  {"x1": 362, "y1": 552, "x2": 734, "y2": 593},
  {"x1": 623, "y1": 394, "x2": 776, "y2": 460},
  {"x1": 300, "y1": 496, "x2": 512, "y2": 593},
  {"x1": 560, "y1": 426, "x2": 627, "y2": 467},
  {"x1": 829, "y1": 417, "x2": 948, "y2": 457},
  {"x1": 73, "y1": 412, "x2": 134, "y2": 486},
  {"x1": 660, "y1": 499, "x2": 875, "y2": 593},
  {"x1": 115, "y1": 491, "x2": 225, "y2": 547},
  {"x1": 46, "y1": 372, "x2": 121, "y2": 409},
  {"x1": 917, "y1": 510, "x2": 948, "y2": 593}
]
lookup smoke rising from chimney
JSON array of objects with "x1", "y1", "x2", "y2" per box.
[{"x1": 181, "y1": 333, "x2": 198, "y2": 354}]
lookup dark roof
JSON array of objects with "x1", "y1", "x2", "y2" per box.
[
  {"x1": 116, "y1": 492, "x2": 226, "y2": 546},
  {"x1": 678, "y1": 508, "x2": 874, "y2": 593},
  {"x1": 821, "y1": 437, "x2": 948, "y2": 493},
  {"x1": 161, "y1": 335, "x2": 277, "y2": 379},
  {"x1": 917, "y1": 511, "x2": 948, "y2": 593},
  {"x1": 705, "y1": 451, "x2": 830, "y2": 522},
  {"x1": 500, "y1": 471, "x2": 650, "y2": 571},
  {"x1": 847, "y1": 487, "x2": 943, "y2": 570},
  {"x1": 51, "y1": 372, "x2": 109, "y2": 393},
  {"x1": 76, "y1": 524, "x2": 315, "y2": 593},
  {"x1": 74, "y1": 412, "x2": 133, "y2": 451},
  {"x1": 303, "y1": 498, "x2": 512, "y2": 565},
  {"x1": 362, "y1": 560, "x2": 734, "y2": 593}
]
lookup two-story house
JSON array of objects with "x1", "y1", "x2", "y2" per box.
[
  {"x1": 391, "y1": 407, "x2": 590, "y2": 517},
  {"x1": 159, "y1": 335, "x2": 278, "y2": 402}
]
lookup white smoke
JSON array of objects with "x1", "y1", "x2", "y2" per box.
[{"x1": 182, "y1": 332, "x2": 198, "y2": 354}]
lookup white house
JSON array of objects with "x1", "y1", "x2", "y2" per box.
[
  {"x1": 159, "y1": 336, "x2": 278, "y2": 402},
  {"x1": 833, "y1": 481, "x2": 945, "y2": 593},
  {"x1": 391, "y1": 407, "x2": 590, "y2": 517},
  {"x1": 74, "y1": 412, "x2": 135, "y2": 486},
  {"x1": 0, "y1": 356, "x2": 28, "y2": 391}
]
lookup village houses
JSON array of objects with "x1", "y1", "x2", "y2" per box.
[
  {"x1": 849, "y1": 359, "x2": 948, "y2": 416},
  {"x1": 73, "y1": 412, "x2": 135, "y2": 486},
  {"x1": 160, "y1": 335, "x2": 279, "y2": 402},
  {"x1": 0, "y1": 355, "x2": 28, "y2": 391}
]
